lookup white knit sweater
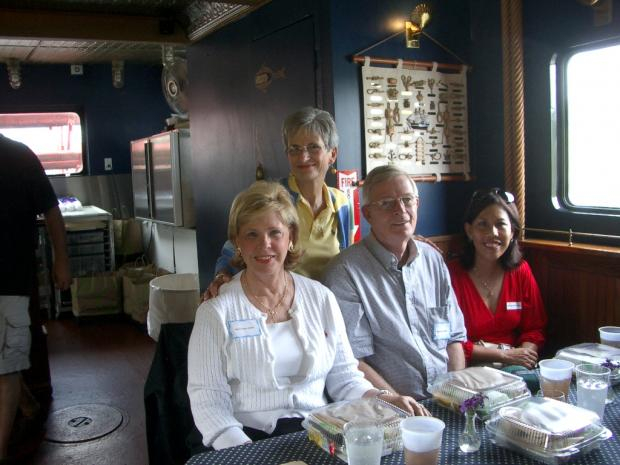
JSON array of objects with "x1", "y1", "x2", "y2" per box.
[{"x1": 187, "y1": 272, "x2": 372, "y2": 449}]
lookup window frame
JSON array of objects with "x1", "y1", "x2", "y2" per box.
[
  {"x1": 0, "y1": 104, "x2": 89, "y2": 176},
  {"x1": 550, "y1": 37, "x2": 620, "y2": 217}
]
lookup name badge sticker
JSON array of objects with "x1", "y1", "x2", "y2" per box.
[
  {"x1": 506, "y1": 301, "x2": 522, "y2": 311},
  {"x1": 433, "y1": 321, "x2": 451, "y2": 340},
  {"x1": 228, "y1": 319, "x2": 261, "y2": 339}
]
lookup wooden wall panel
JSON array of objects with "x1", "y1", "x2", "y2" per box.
[{"x1": 522, "y1": 240, "x2": 620, "y2": 357}]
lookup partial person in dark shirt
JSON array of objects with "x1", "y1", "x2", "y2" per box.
[{"x1": 0, "y1": 134, "x2": 71, "y2": 462}]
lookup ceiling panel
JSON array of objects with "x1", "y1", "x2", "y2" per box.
[{"x1": 0, "y1": 0, "x2": 269, "y2": 65}]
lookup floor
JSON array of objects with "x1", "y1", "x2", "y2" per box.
[{"x1": 26, "y1": 317, "x2": 156, "y2": 465}]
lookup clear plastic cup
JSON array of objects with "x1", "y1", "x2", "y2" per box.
[
  {"x1": 400, "y1": 417, "x2": 445, "y2": 465},
  {"x1": 536, "y1": 389, "x2": 566, "y2": 402},
  {"x1": 576, "y1": 363, "x2": 610, "y2": 420},
  {"x1": 343, "y1": 421, "x2": 383, "y2": 465},
  {"x1": 599, "y1": 326, "x2": 620, "y2": 348},
  {"x1": 538, "y1": 359, "x2": 574, "y2": 401}
]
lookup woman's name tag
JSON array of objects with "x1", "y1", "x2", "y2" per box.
[
  {"x1": 228, "y1": 319, "x2": 261, "y2": 339},
  {"x1": 506, "y1": 301, "x2": 522, "y2": 311}
]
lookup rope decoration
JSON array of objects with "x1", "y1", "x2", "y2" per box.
[{"x1": 501, "y1": 0, "x2": 526, "y2": 238}]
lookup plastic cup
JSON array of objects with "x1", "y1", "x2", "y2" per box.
[
  {"x1": 599, "y1": 326, "x2": 620, "y2": 348},
  {"x1": 536, "y1": 389, "x2": 566, "y2": 402},
  {"x1": 538, "y1": 359, "x2": 574, "y2": 401},
  {"x1": 343, "y1": 421, "x2": 383, "y2": 465},
  {"x1": 400, "y1": 417, "x2": 445, "y2": 465},
  {"x1": 576, "y1": 363, "x2": 610, "y2": 420}
]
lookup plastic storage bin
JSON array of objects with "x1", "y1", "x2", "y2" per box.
[
  {"x1": 428, "y1": 366, "x2": 531, "y2": 420},
  {"x1": 486, "y1": 396, "x2": 611, "y2": 464},
  {"x1": 147, "y1": 273, "x2": 200, "y2": 341},
  {"x1": 302, "y1": 397, "x2": 408, "y2": 461},
  {"x1": 67, "y1": 230, "x2": 105, "y2": 244}
]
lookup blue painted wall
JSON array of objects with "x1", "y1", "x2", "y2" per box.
[
  {"x1": 329, "y1": 0, "x2": 475, "y2": 236},
  {"x1": 521, "y1": 0, "x2": 620, "y2": 237},
  {"x1": 468, "y1": 0, "x2": 620, "y2": 239},
  {"x1": 0, "y1": 63, "x2": 169, "y2": 175}
]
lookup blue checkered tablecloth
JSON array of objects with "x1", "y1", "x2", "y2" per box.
[{"x1": 186, "y1": 384, "x2": 619, "y2": 465}]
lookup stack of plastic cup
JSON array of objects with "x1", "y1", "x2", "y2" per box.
[
  {"x1": 599, "y1": 326, "x2": 620, "y2": 348},
  {"x1": 538, "y1": 359, "x2": 574, "y2": 402},
  {"x1": 400, "y1": 417, "x2": 445, "y2": 465}
]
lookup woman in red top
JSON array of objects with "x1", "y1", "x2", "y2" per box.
[{"x1": 448, "y1": 188, "x2": 547, "y2": 369}]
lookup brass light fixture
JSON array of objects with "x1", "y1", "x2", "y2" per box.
[{"x1": 405, "y1": 3, "x2": 431, "y2": 48}]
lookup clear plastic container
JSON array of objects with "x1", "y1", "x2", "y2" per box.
[
  {"x1": 428, "y1": 366, "x2": 531, "y2": 419},
  {"x1": 302, "y1": 397, "x2": 407, "y2": 461},
  {"x1": 486, "y1": 396, "x2": 612, "y2": 464},
  {"x1": 555, "y1": 342, "x2": 620, "y2": 385}
]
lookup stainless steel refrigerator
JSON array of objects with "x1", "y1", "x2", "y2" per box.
[{"x1": 130, "y1": 129, "x2": 195, "y2": 227}]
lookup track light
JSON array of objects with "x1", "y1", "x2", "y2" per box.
[
  {"x1": 7, "y1": 58, "x2": 21, "y2": 90},
  {"x1": 112, "y1": 60, "x2": 124, "y2": 88}
]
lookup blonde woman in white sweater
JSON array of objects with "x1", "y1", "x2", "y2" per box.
[{"x1": 188, "y1": 181, "x2": 422, "y2": 450}]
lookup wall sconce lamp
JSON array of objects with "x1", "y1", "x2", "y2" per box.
[
  {"x1": 7, "y1": 58, "x2": 21, "y2": 89},
  {"x1": 405, "y1": 3, "x2": 431, "y2": 48},
  {"x1": 112, "y1": 60, "x2": 124, "y2": 88}
]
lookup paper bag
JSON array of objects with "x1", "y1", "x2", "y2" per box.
[
  {"x1": 113, "y1": 219, "x2": 144, "y2": 256},
  {"x1": 119, "y1": 261, "x2": 168, "y2": 323},
  {"x1": 122, "y1": 275, "x2": 152, "y2": 323},
  {"x1": 71, "y1": 272, "x2": 122, "y2": 317}
]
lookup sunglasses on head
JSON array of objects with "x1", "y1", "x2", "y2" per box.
[{"x1": 472, "y1": 188, "x2": 515, "y2": 204}]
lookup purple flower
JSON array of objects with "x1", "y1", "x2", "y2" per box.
[
  {"x1": 601, "y1": 359, "x2": 620, "y2": 370},
  {"x1": 460, "y1": 393, "x2": 486, "y2": 414}
]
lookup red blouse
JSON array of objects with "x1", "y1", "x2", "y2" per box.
[{"x1": 448, "y1": 260, "x2": 547, "y2": 363}]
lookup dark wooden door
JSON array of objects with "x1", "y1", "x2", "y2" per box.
[
  {"x1": 189, "y1": 10, "x2": 319, "y2": 283},
  {"x1": 248, "y1": 17, "x2": 317, "y2": 180}
]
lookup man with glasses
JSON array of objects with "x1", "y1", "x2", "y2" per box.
[{"x1": 323, "y1": 165, "x2": 466, "y2": 400}]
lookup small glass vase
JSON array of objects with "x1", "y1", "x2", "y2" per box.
[{"x1": 458, "y1": 411, "x2": 481, "y2": 453}]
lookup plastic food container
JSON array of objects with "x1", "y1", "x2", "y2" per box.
[
  {"x1": 486, "y1": 396, "x2": 612, "y2": 464},
  {"x1": 555, "y1": 342, "x2": 620, "y2": 385},
  {"x1": 428, "y1": 366, "x2": 531, "y2": 420},
  {"x1": 302, "y1": 397, "x2": 408, "y2": 461}
]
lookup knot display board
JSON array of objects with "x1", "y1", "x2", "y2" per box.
[{"x1": 361, "y1": 60, "x2": 470, "y2": 178}]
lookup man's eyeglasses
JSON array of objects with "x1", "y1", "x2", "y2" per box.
[
  {"x1": 368, "y1": 195, "x2": 417, "y2": 211},
  {"x1": 286, "y1": 143, "x2": 325, "y2": 157},
  {"x1": 472, "y1": 188, "x2": 515, "y2": 204}
]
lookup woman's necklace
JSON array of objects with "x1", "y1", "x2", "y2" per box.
[
  {"x1": 243, "y1": 272, "x2": 289, "y2": 322},
  {"x1": 472, "y1": 267, "x2": 501, "y2": 299}
]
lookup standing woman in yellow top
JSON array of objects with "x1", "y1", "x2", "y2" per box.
[{"x1": 205, "y1": 107, "x2": 354, "y2": 297}]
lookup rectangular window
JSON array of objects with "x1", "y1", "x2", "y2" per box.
[
  {"x1": 0, "y1": 111, "x2": 84, "y2": 175},
  {"x1": 554, "y1": 41, "x2": 620, "y2": 212}
]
